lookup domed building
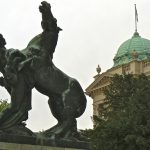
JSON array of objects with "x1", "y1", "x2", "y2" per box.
[
  {"x1": 114, "y1": 32, "x2": 150, "y2": 67},
  {"x1": 86, "y1": 31, "x2": 150, "y2": 116}
]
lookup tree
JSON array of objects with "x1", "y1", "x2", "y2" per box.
[
  {"x1": 0, "y1": 100, "x2": 9, "y2": 112},
  {"x1": 88, "y1": 74, "x2": 150, "y2": 150}
]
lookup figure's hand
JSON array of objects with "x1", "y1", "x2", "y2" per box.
[
  {"x1": 0, "y1": 77, "x2": 4, "y2": 87},
  {"x1": 39, "y1": 1, "x2": 51, "y2": 14}
]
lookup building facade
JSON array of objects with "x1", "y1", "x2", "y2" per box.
[{"x1": 86, "y1": 31, "x2": 150, "y2": 116}]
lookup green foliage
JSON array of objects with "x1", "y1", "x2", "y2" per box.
[
  {"x1": 0, "y1": 100, "x2": 9, "y2": 112},
  {"x1": 87, "y1": 74, "x2": 150, "y2": 150}
]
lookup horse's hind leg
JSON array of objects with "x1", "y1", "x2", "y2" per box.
[
  {"x1": 44, "y1": 95, "x2": 78, "y2": 139},
  {"x1": 44, "y1": 116, "x2": 78, "y2": 140},
  {"x1": 43, "y1": 95, "x2": 64, "y2": 135},
  {"x1": 54, "y1": 117, "x2": 78, "y2": 139}
]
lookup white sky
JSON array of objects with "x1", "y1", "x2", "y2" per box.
[{"x1": 0, "y1": 0, "x2": 150, "y2": 131}]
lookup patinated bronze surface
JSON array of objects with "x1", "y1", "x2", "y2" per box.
[{"x1": 0, "y1": 1, "x2": 88, "y2": 146}]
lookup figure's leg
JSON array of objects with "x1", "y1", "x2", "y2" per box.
[
  {"x1": 0, "y1": 73, "x2": 32, "y2": 129},
  {"x1": 11, "y1": 74, "x2": 31, "y2": 112},
  {"x1": 10, "y1": 73, "x2": 32, "y2": 122}
]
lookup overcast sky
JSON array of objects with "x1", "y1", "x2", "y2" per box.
[{"x1": 0, "y1": 0, "x2": 150, "y2": 131}]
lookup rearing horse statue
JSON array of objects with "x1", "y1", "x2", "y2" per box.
[{"x1": 0, "y1": 1, "x2": 87, "y2": 140}]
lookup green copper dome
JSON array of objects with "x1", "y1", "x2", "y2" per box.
[{"x1": 113, "y1": 32, "x2": 150, "y2": 67}]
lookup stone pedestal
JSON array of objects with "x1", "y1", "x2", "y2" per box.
[
  {"x1": 0, "y1": 133, "x2": 91, "y2": 150},
  {"x1": 0, "y1": 142, "x2": 86, "y2": 150}
]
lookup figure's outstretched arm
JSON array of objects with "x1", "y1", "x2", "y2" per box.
[
  {"x1": 39, "y1": 1, "x2": 62, "y2": 32},
  {"x1": 0, "y1": 34, "x2": 6, "y2": 49}
]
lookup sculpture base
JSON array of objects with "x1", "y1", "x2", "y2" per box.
[
  {"x1": 0, "y1": 142, "x2": 87, "y2": 150},
  {"x1": 0, "y1": 133, "x2": 91, "y2": 150}
]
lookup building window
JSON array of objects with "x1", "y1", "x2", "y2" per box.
[
  {"x1": 143, "y1": 61, "x2": 150, "y2": 67},
  {"x1": 123, "y1": 64, "x2": 130, "y2": 72}
]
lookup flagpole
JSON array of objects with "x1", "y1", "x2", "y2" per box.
[{"x1": 134, "y1": 4, "x2": 138, "y2": 32}]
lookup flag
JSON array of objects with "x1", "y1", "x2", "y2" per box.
[{"x1": 135, "y1": 4, "x2": 138, "y2": 22}]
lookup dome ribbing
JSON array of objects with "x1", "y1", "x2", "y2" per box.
[{"x1": 113, "y1": 32, "x2": 150, "y2": 67}]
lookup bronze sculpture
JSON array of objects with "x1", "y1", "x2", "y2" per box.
[{"x1": 0, "y1": 1, "x2": 87, "y2": 142}]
